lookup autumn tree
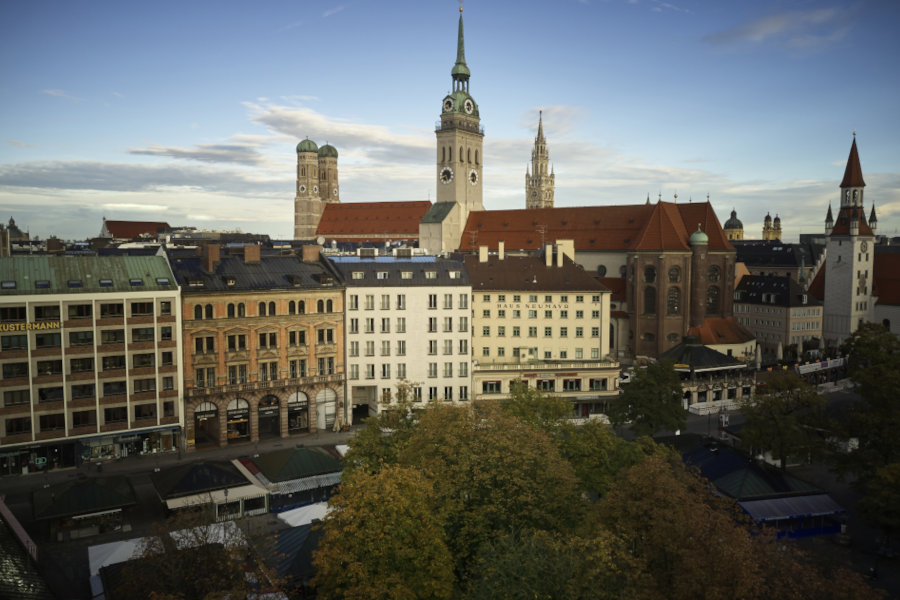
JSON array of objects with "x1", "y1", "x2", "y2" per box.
[
  {"x1": 608, "y1": 359, "x2": 686, "y2": 437},
  {"x1": 740, "y1": 370, "x2": 827, "y2": 470},
  {"x1": 832, "y1": 324, "x2": 900, "y2": 483},
  {"x1": 857, "y1": 462, "x2": 900, "y2": 545},
  {"x1": 500, "y1": 379, "x2": 573, "y2": 432},
  {"x1": 312, "y1": 465, "x2": 455, "y2": 600},
  {"x1": 398, "y1": 402, "x2": 584, "y2": 577}
]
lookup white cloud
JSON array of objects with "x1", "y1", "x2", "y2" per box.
[
  {"x1": 703, "y1": 7, "x2": 854, "y2": 53},
  {"x1": 42, "y1": 89, "x2": 83, "y2": 101},
  {"x1": 322, "y1": 6, "x2": 345, "y2": 18}
]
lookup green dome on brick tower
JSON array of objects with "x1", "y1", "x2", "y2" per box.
[
  {"x1": 296, "y1": 138, "x2": 318, "y2": 153},
  {"x1": 690, "y1": 224, "x2": 709, "y2": 246},
  {"x1": 318, "y1": 144, "x2": 338, "y2": 158}
]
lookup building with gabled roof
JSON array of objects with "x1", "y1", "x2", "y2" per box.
[
  {"x1": 659, "y1": 335, "x2": 753, "y2": 413},
  {"x1": 315, "y1": 201, "x2": 432, "y2": 244},
  {"x1": 99, "y1": 219, "x2": 171, "y2": 241},
  {"x1": 465, "y1": 243, "x2": 620, "y2": 416}
]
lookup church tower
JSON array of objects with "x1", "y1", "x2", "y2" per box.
[
  {"x1": 526, "y1": 111, "x2": 554, "y2": 209},
  {"x1": 294, "y1": 139, "x2": 322, "y2": 240},
  {"x1": 723, "y1": 208, "x2": 744, "y2": 241},
  {"x1": 420, "y1": 6, "x2": 485, "y2": 253},
  {"x1": 822, "y1": 134, "x2": 875, "y2": 348}
]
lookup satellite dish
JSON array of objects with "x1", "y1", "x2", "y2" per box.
[{"x1": 316, "y1": 236, "x2": 325, "y2": 245}]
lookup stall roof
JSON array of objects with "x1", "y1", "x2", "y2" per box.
[
  {"x1": 32, "y1": 476, "x2": 137, "y2": 521},
  {"x1": 151, "y1": 461, "x2": 250, "y2": 500},
  {"x1": 241, "y1": 446, "x2": 342, "y2": 484},
  {"x1": 740, "y1": 494, "x2": 844, "y2": 522}
]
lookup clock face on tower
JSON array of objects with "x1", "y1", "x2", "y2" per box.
[
  {"x1": 469, "y1": 169, "x2": 478, "y2": 185},
  {"x1": 463, "y1": 98, "x2": 474, "y2": 114},
  {"x1": 443, "y1": 97, "x2": 454, "y2": 112},
  {"x1": 440, "y1": 166, "x2": 454, "y2": 184},
  {"x1": 860, "y1": 241, "x2": 868, "y2": 252}
]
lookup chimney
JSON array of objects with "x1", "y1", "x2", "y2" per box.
[
  {"x1": 302, "y1": 245, "x2": 322, "y2": 262},
  {"x1": 204, "y1": 244, "x2": 221, "y2": 273},
  {"x1": 545, "y1": 244, "x2": 553, "y2": 267},
  {"x1": 556, "y1": 239, "x2": 575, "y2": 263},
  {"x1": 479, "y1": 245, "x2": 488, "y2": 263},
  {"x1": 556, "y1": 244, "x2": 564, "y2": 267},
  {"x1": 244, "y1": 244, "x2": 261, "y2": 264},
  {"x1": 498, "y1": 241, "x2": 505, "y2": 260}
]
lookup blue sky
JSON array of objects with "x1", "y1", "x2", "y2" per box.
[{"x1": 1, "y1": 0, "x2": 898, "y2": 242}]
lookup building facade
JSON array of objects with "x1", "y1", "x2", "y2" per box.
[
  {"x1": 0, "y1": 256, "x2": 182, "y2": 474},
  {"x1": 525, "y1": 112, "x2": 554, "y2": 209},
  {"x1": 169, "y1": 244, "x2": 345, "y2": 449},
  {"x1": 329, "y1": 253, "x2": 472, "y2": 420},
  {"x1": 466, "y1": 244, "x2": 620, "y2": 416},
  {"x1": 761, "y1": 213, "x2": 782, "y2": 241}
]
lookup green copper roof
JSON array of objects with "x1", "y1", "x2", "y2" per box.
[
  {"x1": 421, "y1": 202, "x2": 457, "y2": 224},
  {"x1": 318, "y1": 144, "x2": 338, "y2": 158},
  {"x1": 451, "y1": 11, "x2": 470, "y2": 78},
  {"x1": 0, "y1": 255, "x2": 177, "y2": 295},
  {"x1": 296, "y1": 138, "x2": 318, "y2": 153},
  {"x1": 689, "y1": 225, "x2": 709, "y2": 246}
]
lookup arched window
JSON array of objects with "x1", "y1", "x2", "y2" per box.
[
  {"x1": 194, "y1": 305, "x2": 202, "y2": 320},
  {"x1": 317, "y1": 299, "x2": 325, "y2": 313},
  {"x1": 205, "y1": 304, "x2": 213, "y2": 319},
  {"x1": 326, "y1": 299, "x2": 333, "y2": 313},
  {"x1": 667, "y1": 287, "x2": 681, "y2": 315},
  {"x1": 288, "y1": 301, "x2": 296, "y2": 315},
  {"x1": 460, "y1": 147, "x2": 464, "y2": 162},
  {"x1": 268, "y1": 301, "x2": 276, "y2": 316},
  {"x1": 237, "y1": 303, "x2": 246, "y2": 317},
  {"x1": 643, "y1": 286, "x2": 656, "y2": 315},
  {"x1": 708, "y1": 265, "x2": 720, "y2": 283},
  {"x1": 597, "y1": 265, "x2": 607, "y2": 277},
  {"x1": 643, "y1": 266, "x2": 657, "y2": 283},
  {"x1": 668, "y1": 267, "x2": 681, "y2": 283},
  {"x1": 258, "y1": 302, "x2": 266, "y2": 316},
  {"x1": 467, "y1": 148, "x2": 471, "y2": 163},
  {"x1": 227, "y1": 304, "x2": 235, "y2": 318},
  {"x1": 853, "y1": 190, "x2": 858, "y2": 200},
  {"x1": 301, "y1": 167, "x2": 306, "y2": 177},
  {"x1": 706, "y1": 286, "x2": 720, "y2": 315},
  {"x1": 298, "y1": 300, "x2": 305, "y2": 314},
  {"x1": 475, "y1": 150, "x2": 479, "y2": 165}
]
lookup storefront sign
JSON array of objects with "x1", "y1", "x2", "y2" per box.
[{"x1": 0, "y1": 321, "x2": 61, "y2": 331}]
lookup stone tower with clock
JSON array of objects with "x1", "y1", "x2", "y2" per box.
[
  {"x1": 293, "y1": 139, "x2": 340, "y2": 240},
  {"x1": 525, "y1": 111, "x2": 554, "y2": 209},
  {"x1": 420, "y1": 6, "x2": 485, "y2": 253},
  {"x1": 822, "y1": 135, "x2": 876, "y2": 349}
]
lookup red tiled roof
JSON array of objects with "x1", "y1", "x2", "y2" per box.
[
  {"x1": 840, "y1": 138, "x2": 866, "y2": 188},
  {"x1": 459, "y1": 201, "x2": 733, "y2": 253},
  {"x1": 687, "y1": 317, "x2": 755, "y2": 345},
  {"x1": 463, "y1": 254, "x2": 609, "y2": 292},
  {"x1": 597, "y1": 277, "x2": 627, "y2": 301},
  {"x1": 316, "y1": 201, "x2": 432, "y2": 241},
  {"x1": 874, "y1": 254, "x2": 900, "y2": 305},
  {"x1": 103, "y1": 220, "x2": 170, "y2": 239},
  {"x1": 829, "y1": 207, "x2": 874, "y2": 236},
  {"x1": 808, "y1": 263, "x2": 825, "y2": 300}
]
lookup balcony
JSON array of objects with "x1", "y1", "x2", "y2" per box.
[{"x1": 186, "y1": 373, "x2": 344, "y2": 399}]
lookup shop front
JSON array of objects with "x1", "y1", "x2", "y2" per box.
[
  {"x1": 193, "y1": 401, "x2": 219, "y2": 447},
  {"x1": 226, "y1": 398, "x2": 250, "y2": 443},
  {"x1": 258, "y1": 395, "x2": 281, "y2": 439},
  {"x1": 287, "y1": 391, "x2": 309, "y2": 434}
]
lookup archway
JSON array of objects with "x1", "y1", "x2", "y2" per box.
[
  {"x1": 258, "y1": 395, "x2": 281, "y2": 439},
  {"x1": 316, "y1": 388, "x2": 337, "y2": 431},
  {"x1": 287, "y1": 391, "x2": 309, "y2": 433},
  {"x1": 193, "y1": 401, "x2": 219, "y2": 448},
  {"x1": 226, "y1": 398, "x2": 250, "y2": 443}
]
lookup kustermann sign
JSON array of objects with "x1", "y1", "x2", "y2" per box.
[{"x1": 0, "y1": 321, "x2": 61, "y2": 331}]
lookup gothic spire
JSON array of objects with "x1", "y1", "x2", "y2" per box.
[
  {"x1": 537, "y1": 110, "x2": 545, "y2": 142},
  {"x1": 840, "y1": 134, "x2": 866, "y2": 188},
  {"x1": 451, "y1": 6, "x2": 470, "y2": 84}
]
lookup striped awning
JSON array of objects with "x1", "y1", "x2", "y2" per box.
[{"x1": 273, "y1": 472, "x2": 342, "y2": 495}]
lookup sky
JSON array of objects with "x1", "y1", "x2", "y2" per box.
[{"x1": 1, "y1": 0, "x2": 899, "y2": 243}]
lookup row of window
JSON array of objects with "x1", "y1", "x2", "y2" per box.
[
  {"x1": 480, "y1": 347, "x2": 601, "y2": 360},
  {"x1": 192, "y1": 299, "x2": 335, "y2": 320},
  {"x1": 3, "y1": 402, "x2": 177, "y2": 436},
  {"x1": 348, "y1": 317, "x2": 471, "y2": 335},
  {"x1": 0, "y1": 327, "x2": 173, "y2": 353},
  {"x1": 381, "y1": 385, "x2": 469, "y2": 403},
  {"x1": 640, "y1": 265, "x2": 720, "y2": 285},
  {"x1": 193, "y1": 329, "x2": 335, "y2": 354},
  {"x1": 349, "y1": 270, "x2": 459, "y2": 281},
  {"x1": 195, "y1": 357, "x2": 334, "y2": 388},
  {"x1": 481, "y1": 294, "x2": 601, "y2": 304},
  {"x1": 481, "y1": 308, "x2": 602, "y2": 320},
  {"x1": 2, "y1": 376, "x2": 176, "y2": 407},
  {"x1": 481, "y1": 378, "x2": 607, "y2": 394},
  {"x1": 0, "y1": 302, "x2": 171, "y2": 322},
  {"x1": 481, "y1": 325, "x2": 600, "y2": 338}
]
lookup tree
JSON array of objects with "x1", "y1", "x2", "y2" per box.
[
  {"x1": 397, "y1": 403, "x2": 584, "y2": 577},
  {"x1": 112, "y1": 505, "x2": 276, "y2": 600},
  {"x1": 312, "y1": 465, "x2": 455, "y2": 600},
  {"x1": 500, "y1": 379, "x2": 573, "y2": 432},
  {"x1": 857, "y1": 462, "x2": 900, "y2": 545},
  {"x1": 740, "y1": 370, "x2": 827, "y2": 470},
  {"x1": 607, "y1": 360, "x2": 685, "y2": 437},
  {"x1": 832, "y1": 324, "x2": 900, "y2": 483}
]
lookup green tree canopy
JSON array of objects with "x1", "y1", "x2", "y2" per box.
[
  {"x1": 312, "y1": 465, "x2": 455, "y2": 600},
  {"x1": 500, "y1": 379, "x2": 573, "y2": 432},
  {"x1": 740, "y1": 370, "x2": 827, "y2": 470},
  {"x1": 608, "y1": 360, "x2": 686, "y2": 437}
]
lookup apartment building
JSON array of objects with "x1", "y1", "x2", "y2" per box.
[
  {"x1": 465, "y1": 244, "x2": 620, "y2": 417},
  {"x1": 0, "y1": 255, "x2": 182, "y2": 474},
  {"x1": 168, "y1": 244, "x2": 344, "y2": 448},
  {"x1": 328, "y1": 252, "x2": 472, "y2": 421}
]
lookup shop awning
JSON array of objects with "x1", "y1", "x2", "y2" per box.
[
  {"x1": 164, "y1": 483, "x2": 268, "y2": 511},
  {"x1": 274, "y1": 472, "x2": 342, "y2": 495}
]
